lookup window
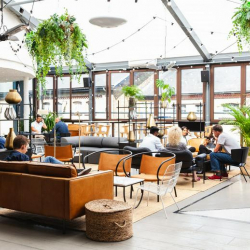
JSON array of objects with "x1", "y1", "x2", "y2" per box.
[
  {"x1": 94, "y1": 74, "x2": 107, "y2": 119},
  {"x1": 134, "y1": 71, "x2": 154, "y2": 119},
  {"x1": 214, "y1": 66, "x2": 241, "y2": 120},
  {"x1": 181, "y1": 68, "x2": 203, "y2": 120},
  {"x1": 111, "y1": 72, "x2": 130, "y2": 119},
  {"x1": 57, "y1": 76, "x2": 70, "y2": 119},
  {"x1": 42, "y1": 77, "x2": 53, "y2": 113},
  {"x1": 246, "y1": 65, "x2": 250, "y2": 106}
]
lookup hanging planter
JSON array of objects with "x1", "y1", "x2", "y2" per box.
[
  {"x1": 25, "y1": 10, "x2": 88, "y2": 96},
  {"x1": 229, "y1": 1, "x2": 250, "y2": 52}
]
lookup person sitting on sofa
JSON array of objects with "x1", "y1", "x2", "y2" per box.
[
  {"x1": 50, "y1": 117, "x2": 69, "y2": 141},
  {"x1": 139, "y1": 126, "x2": 164, "y2": 152},
  {"x1": 181, "y1": 126, "x2": 196, "y2": 152},
  {"x1": 5, "y1": 135, "x2": 92, "y2": 175},
  {"x1": 31, "y1": 114, "x2": 47, "y2": 134},
  {"x1": 165, "y1": 126, "x2": 200, "y2": 182}
]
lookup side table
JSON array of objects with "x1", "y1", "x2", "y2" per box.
[{"x1": 114, "y1": 176, "x2": 144, "y2": 208}]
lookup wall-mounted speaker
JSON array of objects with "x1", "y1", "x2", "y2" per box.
[
  {"x1": 83, "y1": 78, "x2": 91, "y2": 88},
  {"x1": 201, "y1": 70, "x2": 209, "y2": 82}
]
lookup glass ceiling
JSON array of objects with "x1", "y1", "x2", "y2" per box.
[{"x1": 14, "y1": 0, "x2": 245, "y2": 63}]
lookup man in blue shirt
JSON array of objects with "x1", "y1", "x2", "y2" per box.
[
  {"x1": 0, "y1": 137, "x2": 6, "y2": 149},
  {"x1": 50, "y1": 117, "x2": 69, "y2": 141}
]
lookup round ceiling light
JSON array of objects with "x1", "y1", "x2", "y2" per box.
[{"x1": 89, "y1": 16, "x2": 127, "y2": 28}]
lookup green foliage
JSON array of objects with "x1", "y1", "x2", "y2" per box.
[
  {"x1": 43, "y1": 112, "x2": 57, "y2": 132},
  {"x1": 156, "y1": 79, "x2": 175, "y2": 103},
  {"x1": 229, "y1": 0, "x2": 250, "y2": 52},
  {"x1": 219, "y1": 104, "x2": 250, "y2": 147},
  {"x1": 25, "y1": 10, "x2": 88, "y2": 96},
  {"x1": 121, "y1": 85, "x2": 144, "y2": 100}
]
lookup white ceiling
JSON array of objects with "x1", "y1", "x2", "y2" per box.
[{"x1": 15, "y1": 0, "x2": 244, "y2": 64}]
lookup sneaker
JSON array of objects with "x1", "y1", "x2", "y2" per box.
[
  {"x1": 221, "y1": 172, "x2": 228, "y2": 178},
  {"x1": 77, "y1": 168, "x2": 92, "y2": 176},
  {"x1": 208, "y1": 174, "x2": 221, "y2": 180}
]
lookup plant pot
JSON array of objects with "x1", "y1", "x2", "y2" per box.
[
  {"x1": 4, "y1": 128, "x2": 16, "y2": 150},
  {"x1": 4, "y1": 106, "x2": 16, "y2": 120},
  {"x1": 129, "y1": 97, "x2": 136, "y2": 108},
  {"x1": 160, "y1": 100, "x2": 168, "y2": 109},
  {"x1": 5, "y1": 89, "x2": 22, "y2": 104}
]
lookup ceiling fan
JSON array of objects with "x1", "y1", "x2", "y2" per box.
[{"x1": 0, "y1": 0, "x2": 29, "y2": 42}]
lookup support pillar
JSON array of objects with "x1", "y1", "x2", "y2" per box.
[{"x1": 205, "y1": 66, "x2": 210, "y2": 126}]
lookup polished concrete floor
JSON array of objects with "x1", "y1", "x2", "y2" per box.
[{"x1": 0, "y1": 175, "x2": 250, "y2": 250}]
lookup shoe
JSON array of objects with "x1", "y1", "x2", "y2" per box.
[
  {"x1": 192, "y1": 177, "x2": 201, "y2": 182},
  {"x1": 77, "y1": 168, "x2": 92, "y2": 176},
  {"x1": 208, "y1": 174, "x2": 221, "y2": 180},
  {"x1": 221, "y1": 172, "x2": 228, "y2": 178}
]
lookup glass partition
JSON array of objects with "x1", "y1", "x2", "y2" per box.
[
  {"x1": 181, "y1": 68, "x2": 203, "y2": 120},
  {"x1": 111, "y1": 72, "x2": 130, "y2": 119},
  {"x1": 42, "y1": 77, "x2": 54, "y2": 113},
  {"x1": 94, "y1": 74, "x2": 107, "y2": 119},
  {"x1": 214, "y1": 66, "x2": 241, "y2": 120}
]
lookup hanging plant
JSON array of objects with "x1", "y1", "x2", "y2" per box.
[
  {"x1": 25, "y1": 10, "x2": 88, "y2": 96},
  {"x1": 229, "y1": 0, "x2": 250, "y2": 52}
]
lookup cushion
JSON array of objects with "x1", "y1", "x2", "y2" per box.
[
  {"x1": 26, "y1": 162, "x2": 77, "y2": 178},
  {"x1": 101, "y1": 137, "x2": 127, "y2": 148},
  {"x1": 0, "y1": 160, "x2": 28, "y2": 173}
]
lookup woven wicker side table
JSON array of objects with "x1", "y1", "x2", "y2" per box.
[{"x1": 85, "y1": 199, "x2": 133, "y2": 242}]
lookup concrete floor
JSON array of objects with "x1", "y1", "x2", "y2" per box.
[{"x1": 0, "y1": 175, "x2": 250, "y2": 250}]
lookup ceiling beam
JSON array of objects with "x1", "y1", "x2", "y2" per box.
[
  {"x1": 7, "y1": 0, "x2": 45, "y2": 7},
  {"x1": 161, "y1": 0, "x2": 211, "y2": 62}
]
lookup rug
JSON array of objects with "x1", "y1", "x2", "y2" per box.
[{"x1": 0, "y1": 166, "x2": 241, "y2": 232}]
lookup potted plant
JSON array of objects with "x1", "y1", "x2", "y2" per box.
[
  {"x1": 219, "y1": 104, "x2": 250, "y2": 147},
  {"x1": 156, "y1": 79, "x2": 175, "y2": 108},
  {"x1": 43, "y1": 112, "x2": 57, "y2": 132},
  {"x1": 229, "y1": 1, "x2": 250, "y2": 52},
  {"x1": 25, "y1": 10, "x2": 88, "y2": 97},
  {"x1": 121, "y1": 85, "x2": 144, "y2": 107}
]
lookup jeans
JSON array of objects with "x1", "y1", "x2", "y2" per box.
[
  {"x1": 210, "y1": 152, "x2": 238, "y2": 173},
  {"x1": 44, "y1": 156, "x2": 63, "y2": 164}
]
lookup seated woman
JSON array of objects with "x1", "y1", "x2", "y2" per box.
[
  {"x1": 198, "y1": 133, "x2": 216, "y2": 155},
  {"x1": 165, "y1": 126, "x2": 200, "y2": 182}
]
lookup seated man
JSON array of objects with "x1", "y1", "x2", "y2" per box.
[
  {"x1": 208, "y1": 125, "x2": 240, "y2": 180},
  {"x1": 50, "y1": 117, "x2": 69, "y2": 141},
  {"x1": 5, "y1": 135, "x2": 91, "y2": 175},
  {"x1": 181, "y1": 126, "x2": 196, "y2": 152},
  {"x1": 31, "y1": 114, "x2": 47, "y2": 134},
  {"x1": 139, "y1": 126, "x2": 164, "y2": 152}
]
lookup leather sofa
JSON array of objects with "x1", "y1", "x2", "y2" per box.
[
  {"x1": 61, "y1": 136, "x2": 128, "y2": 164},
  {"x1": 0, "y1": 160, "x2": 113, "y2": 221}
]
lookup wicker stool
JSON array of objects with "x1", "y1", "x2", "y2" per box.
[{"x1": 85, "y1": 199, "x2": 133, "y2": 242}]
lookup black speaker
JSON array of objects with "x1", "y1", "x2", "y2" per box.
[
  {"x1": 83, "y1": 78, "x2": 91, "y2": 88},
  {"x1": 201, "y1": 70, "x2": 209, "y2": 82}
]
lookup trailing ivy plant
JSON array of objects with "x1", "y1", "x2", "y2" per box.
[
  {"x1": 26, "y1": 10, "x2": 88, "y2": 96},
  {"x1": 229, "y1": 0, "x2": 250, "y2": 52}
]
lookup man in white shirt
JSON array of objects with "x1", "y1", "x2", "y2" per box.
[
  {"x1": 31, "y1": 114, "x2": 47, "y2": 134},
  {"x1": 139, "y1": 126, "x2": 164, "y2": 152},
  {"x1": 208, "y1": 124, "x2": 240, "y2": 180}
]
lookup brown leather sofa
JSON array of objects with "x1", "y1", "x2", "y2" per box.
[{"x1": 0, "y1": 161, "x2": 113, "y2": 221}]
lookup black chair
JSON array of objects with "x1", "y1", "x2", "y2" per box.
[
  {"x1": 231, "y1": 147, "x2": 250, "y2": 182},
  {"x1": 123, "y1": 146, "x2": 152, "y2": 171},
  {"x1": 160, "y1": 150, "x2": 207, "y2": 188}
]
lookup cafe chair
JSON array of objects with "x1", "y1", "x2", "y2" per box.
[
  {"x1": 134, "y1": 162, "x2": 182, "y2": 218},
  {"x1": 83, "y1": 149, "x2": 132, "y2": 176},
  {"x1": 124, "y1": 146, "x2": 152, "y2": 171},
  {"x1": 231, "y1": 147, "x2": 250, "y2": 182},
  {"x1": 44, "y1": 144, "x2": 74, "y2": 164},
  {"x1": 187, "y1": 138, "x2": 204, "y2": 156},
  {"x1": 161, "y1": 150, "x2": 207, "y2": 188},
  {"x1": 96, "y1": 124, "x2": 111, "y2": 137},
  {"x1": 123, "y1": 151, "x2": 176, "y2": 201}
]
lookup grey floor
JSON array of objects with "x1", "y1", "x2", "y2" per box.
[{"x1": 1, "y1": 175, "x2": 250, "y2": 250}]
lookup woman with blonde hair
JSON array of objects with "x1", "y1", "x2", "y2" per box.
[{"x1": 165, "y1": 126, "x2": 200, "y2": 182}]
